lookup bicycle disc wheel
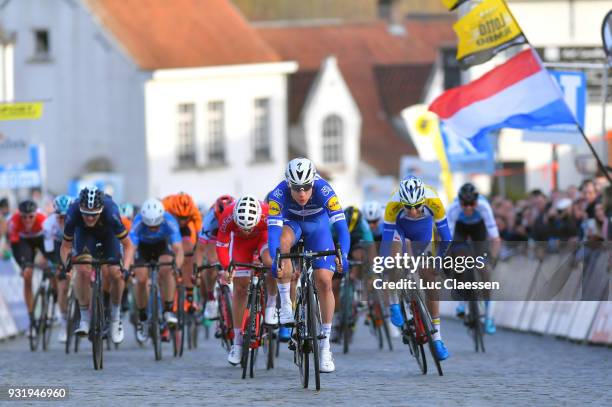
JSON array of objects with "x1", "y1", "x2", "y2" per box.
[
  {"x1": 30, "y1": 289, "x2": 44, "y2": 352},
  {"x1": 401, "y1": 300, "x2": 426, "y2": 374},
  {"x1": 92, "y1": 288, "x2": 104, "y2": 370},
  {"x1": 151, "y1": 284, "x2": 162, "y2": 361},
  {"x1": 308, "y1": 281, "x2": 321, "y2": 391}
]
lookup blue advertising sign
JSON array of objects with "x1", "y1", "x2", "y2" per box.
[
  {"x1": 0, "y1": 145, "x2": 42, "y2": 189},
  {"x1": 522, "y1": 70, "x2": 587, "y2": 145}
]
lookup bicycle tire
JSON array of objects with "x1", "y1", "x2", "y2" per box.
[
  {"x1": 308, "y1": 280, "x2": 321, "y2": 391},
  {"x1": 219, "y1": 285, "x2": 233, "y2": 351},
  {"x1": 381, "y1": 316, "x2": 394, "y2": 352},
  {"x1": 294, "y1": 290, "x2": 309, "y2": 389},
  {"x1": 241, "y1": 311, "x2": 253, "y2": 379},
  {"x1": 401, "y1": 299, "x2": 426, "y2": 374},
  {"x1": 65, "y1": 293, "x2": 77, "y2": 354},
  {"x1": 74, "y1": 305, "x2": 81, "y2": 353},
  {"x1": 175, "y1": 285, "x2": 185, "y2": 357},
  {"x1": 469, "y1": 300, "x2": 485, "y2": 353},
  {"x1": 42, "y1": 289, "x2": 56, "y2": 351},
  {"x1": 371, "y1": 302, "x2": 384, "y2": 350},
  {"x1": 151, "y1": 284, "x2": 162, "y2": 361},
  {"x1": 91, "y1": 287, "x2": 104, "y2": 370},
  {"x1": 30, "y1": 289, "x2": 44, "y2": 351},
  {"x1": 416, "y1": 296, "x2": 443, "y2": 376},
  {"x1": 266, "y1": 325, "x2": 275, "y2": 370}
]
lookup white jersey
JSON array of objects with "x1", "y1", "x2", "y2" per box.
[
  {"x1": 446, "y1": 196, "x2": 499, "y2": 239},
  {"x1": 43, "y1": 213, "x2": 64, "y2": 252}
]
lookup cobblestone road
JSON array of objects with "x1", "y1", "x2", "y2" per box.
[{"x1": 0, "y1": 316, "x2": 610, "y2": 406}]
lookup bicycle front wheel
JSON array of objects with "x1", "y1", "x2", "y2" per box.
[
  {"x1": 42, "y1": 289, "x2": 56, "y2": 351},
  {"x1": 150, "y1": 284, "x2": 162, "y2": 361},
  {"x1": 91, "y1": 288, "x2": 104, "y2": 370},
  {"x1": 402, "y1": 300, "x2": 426, "y2": 374},
  {"x1": 307, "y1": 281, "x2": 321, "y2": 391},
  {"x1": 30, "y1": 289, "x2": 44, "y2": 352}
]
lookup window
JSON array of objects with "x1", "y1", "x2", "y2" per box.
[
  {"x1": 33, "y1": 29, "x2": 50, "y2": 59},
  {"x1": 322, "y1": 115, "x2": 343, "y2": 164},
  {"x1": 442, "y1": 48, "x2": 460, "y2": 90},
  {"x1": 177, "y1": 103, "x2": 196, "y2": 167},
  {"x1": 252, "y1": 98, "x2": 271, "y2": 162},
  {"x1": 207, "y1": 101, "x2": 225, "y2": 165}
]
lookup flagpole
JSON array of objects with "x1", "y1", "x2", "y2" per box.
[{"x1": 502, "y1": 0, "x2": 612, "y2": 184}]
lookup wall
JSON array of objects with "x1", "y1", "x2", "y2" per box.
[
  {"x1": 0, "y1": 0, "x2": 149, "y2": 201},
  {"x1": 145, "y1": 63, "x2": 296, "y2": 203}
]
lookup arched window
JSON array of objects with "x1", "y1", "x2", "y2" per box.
[{"x1": 322, "y1": 115, "x2": 343, "y2": 164}]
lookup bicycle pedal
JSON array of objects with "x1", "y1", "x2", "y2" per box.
[
  {"x1": 317, "y1": 333, "x2": 326, "y2": 340},
  {"x1": 288, "y1": 340, "x2": 296, "y2": 351}
]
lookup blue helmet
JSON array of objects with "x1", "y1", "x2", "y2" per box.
[
  {"x1": 119, "y1": 203, "x2": 135, "y2": 219},
  {"x1": 53, "y1": 195, "x2": 72, "y2": 215}
]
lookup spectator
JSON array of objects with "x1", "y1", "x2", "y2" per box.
[
  {"x1": 585, "y1": 203, "x2": 608, "y2": 241},
  {"x1": 580, "y1": 179, "x2": 601, "y2": 219}
]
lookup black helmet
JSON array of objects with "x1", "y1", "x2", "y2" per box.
[
  {"x1": 79, "y1": 186, "x2": 104, "y2": 214},
  {"x1": 344, "y1": 206, "x2": 362, "y2": 233},
  {"x1": 458, "y1": 183, "x2": 479, "y2": 205},
  {"x1": 18, "y1": 199, "x2": 37, "y2": 214}
]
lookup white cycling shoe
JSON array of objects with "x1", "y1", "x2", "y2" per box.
[
  {"x1": 57, "y1": 328, "x2": 67, "y2": 343},
  {"x1": 204, "y1": 301, "x2": 218, "y2": 320},
  {"x1": 228, "y1": 345, "x2": 242, "y2": 366},
  {"x1": 111, "y1": 320, "x2": 124, "y2": 344},
  {"x1": 164, "y1": 311, "x2": 178, "y2": 326},
  {"x1": 319, "y1": 348, "x2": 335, "y2": 373},
  {"x1": 265, "y1": 307, "x2": 278, "y2": 325},
  {"x1": 279, "y1": 306, "x2": 295, "y2": 326},
  {"x1": 75, "y1": 320, "x2": 90, "y2": 337}
]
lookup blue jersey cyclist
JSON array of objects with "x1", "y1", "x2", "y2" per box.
[
  {"x1": 380, "y1": 176, "x2": 452, "y2": 361},
  {"x1": 268, "y1": 157, "x2": 350, "y2": 374},
  {"x1": 362, "y1": 201, "x2": 384, "y2": 241},
  {"x1": 127, "y1": 198, "x2": 185, "y2": 343},
  {"x1": 60, "y1": 186, "x2": 135, "y2": 345}
]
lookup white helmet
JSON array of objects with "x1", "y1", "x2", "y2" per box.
[
  {"x1": 363, "y1": 201, "x2": 382, "y2": 222},
  {"x1": 140, "y1": 198, "x2": 165, "y2": 227},
  {"x1": 399, "y1": 176, "x2": 425, "y2": 206},
  {"x1": 233, "y1": 195, "x2": 262, "y2": 231},
  {"x1": 285, "y1": 157, "x2": 316, "y2": 187}
]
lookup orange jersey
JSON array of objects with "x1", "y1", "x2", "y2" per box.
[{"x1": 162, "y1": 194, "x2": 202, "y2": 244}]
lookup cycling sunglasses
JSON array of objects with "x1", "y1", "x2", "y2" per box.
[
  {"x1": 403, "y1": 203, "x2": 423, "y2": 211},
  {"x1": 460, "y1": 200, "x2": 477, "y2": 208},
  {"x1": 290, "y1": 183, "x2": 313, "y2": 192},
  {"x1": 20, "y1": 214, "x2": 36, "y2": 220}
]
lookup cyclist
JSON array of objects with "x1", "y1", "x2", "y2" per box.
[
  {"x1": 381, "y1": 175, "x2": 452, "y2": 360},
  {"x1": 60, "y1": 187, "x2": 134, "y2": 344},
  {"x1": 128, "y1": 198, "x2": 185, "y2": 342},
  {"x1": 42, "y1": 195, "x2": 72, "y2": 342},
  {"x1": 331, "y1": 206, "x2": 373, "y2": 343},
  {"x1": 268, "y1": 157, "x2": 350, "y2": 373},
  {"x1": 363, "y1": 201, "x2": 384, "y2": 241},
  {"x1": 162, "y1": 192, "x2": 202, "y2": 312},
  {"x1": 195, "y1": 195, "x2": 235, "y2": 320},
  {"x1": 8, "y1": 200, "x2": 47, "y2": 337},
  {"x1": 215, "y1": 195, "x2": 277, "y2": 365},
  {"x1": 119, "y1": 203, "x2": 135, "y2": 232},
  {"x1": 446, "y1": 183, "x2": 500, "y2": 334}
]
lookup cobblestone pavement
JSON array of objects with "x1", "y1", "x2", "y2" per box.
[{"x1": 0, "y1": 316, "x2": 610, "y2": 406}]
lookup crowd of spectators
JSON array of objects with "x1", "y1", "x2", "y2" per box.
[{"x1": 491, "y1": 177, "x2": 611, "y2": 243}]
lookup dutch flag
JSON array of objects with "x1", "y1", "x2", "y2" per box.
[{"x1": 429, "y1": 49, "x2": 577, "y2": 139}]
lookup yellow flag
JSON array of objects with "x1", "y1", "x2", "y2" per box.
[
  {"x1": 454, "y1": 0, "x2": 526, "y2": 69},
  {"x1": 442, "y1": 0, "x2": 469, "y2": 11},
  {"x1": 0, "y1": 102, "x2": 44, "y2": 120}
]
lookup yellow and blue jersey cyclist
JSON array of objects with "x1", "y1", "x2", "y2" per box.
[{"x1": 380, "y1": 175, "x2": 452, "y2": 361}]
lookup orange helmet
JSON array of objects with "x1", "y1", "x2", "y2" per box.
[{"x1": 168, "y1": 192, "x2": 196, "y2": 218}]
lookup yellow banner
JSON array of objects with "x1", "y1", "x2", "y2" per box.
[
  {"x1": 454, "y1": 0, "x2": 525, "y2": 67},
  {"x1": 0, "y1": 102, "x2": 44, "y2": 121},
  {"x1": 442, "y1": 0, "x2": 469, "y2": 11}
]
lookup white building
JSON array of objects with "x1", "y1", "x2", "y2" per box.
[
  {"x1": 0, "y1": 26, "x2": 14, "y2": 101},
  {"x1": 0, "y1": 0, "x2": 149, "y2": 202}
]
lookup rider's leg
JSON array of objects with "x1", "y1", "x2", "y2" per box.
[
  {"x1": 231, "y1": 276, "x2": 250, "y2": 346},
  {"x1": 277, "y1": 226, "x2": 295, "y2": 313},
  {"x1": 75, "y1": 262, "x2": 92, "y2": 324},
  {"x1": 315, "y1": 269, "x2": 334, "y2": 350},
  {"x1": 22, "y1": 267, "x2": 34, "y2": 314},
  {"x1": 181, "y1": 239, "x2": 195, "y2": 309},
  {"x1": 134, "y1": 266, "x2": 149, "y2": 322}
]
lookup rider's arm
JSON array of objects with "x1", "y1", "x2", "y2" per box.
[
  {"x1": 267, "y1": 195, "x2": 285, "y2": 273},
  {"x1": 215, "y1": 220, "x2": 232, "y2": 270},
  {"x1": 121, "y1": 236, "x2": 135, "y2": 270},
  {"x1": 321, "y1": 188, "x2": 350, "y2": 261},
  {"x1": 165, "y1": 213, "x2": 184, "y2": 268},
  {"x1": 171, "y1": 242, "x2": 184, "y2": 269},
  {"x1": 359, "y1": 217, "x2": 374, "y2": 242},
  {"x1": 479, "y1": 199, "x2": 501, "y2": 259},
  {"x1": 380, "y1": 201, "x2": 401, "y2": 257}
]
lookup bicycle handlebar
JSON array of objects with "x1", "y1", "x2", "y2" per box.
[
  {"x1": 275, "y1": 247, "x2": 343, "y2": 273},
  {"x1": 129, "y1": 261, "x2": 176, "y2": 270}
]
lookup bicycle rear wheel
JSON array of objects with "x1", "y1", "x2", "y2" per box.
[
  {"x1": 265, "y1": 325, "x2": 275, "y2": 370},
  {"x1": 150, "y1": 284, "x2": 162, "y2": 361},
  {"x1": 308, "y1": 281, "x2": 321, "y2": 391},
  {"x1": 401, "y1": 300, "x2": 426, "y2": 374},
  {"x1": 30, "y1": 289, "x2": 44, "y2": 352},
  {"x1": 65, "y1": 293, "x2": 77, "y2": 354},
  {"x1": 416, "y1": 296, "x2": 443, "y2": 376},
  {"x1": 91, "y1": 288, "x2": 104, "y2": 370}
]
